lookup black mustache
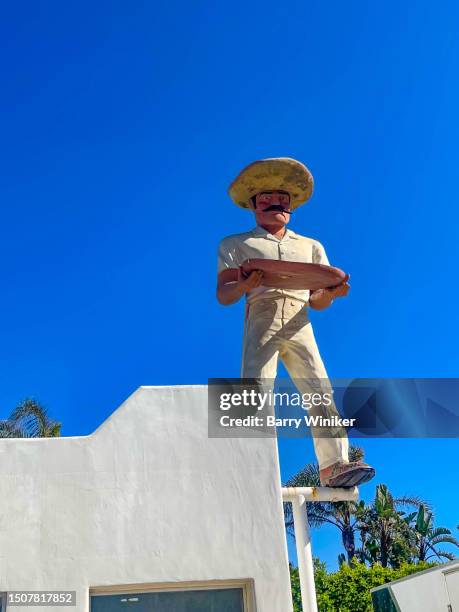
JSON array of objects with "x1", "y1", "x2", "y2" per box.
[{"x1": 263, "y1": 204, "x2": 293, "y2": 214}]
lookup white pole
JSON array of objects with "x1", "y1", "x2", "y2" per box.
[
  {"x1": 283, "y1": 487, "x2": 358, "y2": 611},
  {"x1": 291, "y1": 494, "x2": 318, "y2": 612}
]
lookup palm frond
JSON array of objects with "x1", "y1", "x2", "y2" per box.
[
  {"x1": 349, "y1": 445, "x2": 365, "y2": 462},
  {"x1": 430, "y1": 535, "x2": 459, "y2": 548},
  {"x1": 7, "y1": 398, "x2": 61, "y2": 437},
  {"x1": 394, "y1": 495, "x2": 428, "y2": 509},
  {"x1": 426, "y1": 550, "x2": 456, "y2": 561},
  {"x1": 0, "y1": 421, "x2": 29, "y2": 438},
  {"x1": 285, "y1": 462, "x2": 321, "y2": 487},
  {"x1": 429, "y1": 527, "x2": 453, "y2": 538}
]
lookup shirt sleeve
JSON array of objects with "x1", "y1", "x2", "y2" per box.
[
  {"x1": 217, "y1": 237, "x2": 240, "y2": 274},
  {"x1": 312, "y1": 240, "x2": 330, "y2": 267}
]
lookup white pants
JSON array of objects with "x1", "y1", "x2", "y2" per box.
[{"x1": 241, "y1": 296, "x2": 349, "y2": 470}]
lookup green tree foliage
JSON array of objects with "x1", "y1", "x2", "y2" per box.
[
  {"x1": 355, "y1": 484, "x2": 424, "y2": 568},
  {"x1": 289, "y1": 563, "x2": 302, "y2": 611},
  {"x1": 0, "y1": 398, "x2": 61, "y2": 437},
  {"x1": 290, "y1": 559, "x2": 435, "y2": 612},
  {"x1": 406, "y1": 504, "x2": 459, "y2": 562}
]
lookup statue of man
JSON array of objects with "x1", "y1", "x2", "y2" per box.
[{"x1": 216, "y1": 157, "x2": 375, "y2": 488}]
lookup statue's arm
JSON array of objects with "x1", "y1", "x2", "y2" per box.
[{"x1": 216, "y1": 268, "x2": 263, "y2": 306}]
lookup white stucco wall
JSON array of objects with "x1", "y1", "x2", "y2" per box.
[{"x1": 0, "y1": 385, "x2": 293, "y2": 611}]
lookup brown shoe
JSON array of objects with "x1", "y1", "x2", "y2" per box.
[{"x1": 320, "y1": 461, "x2": 375, "y2": 488}]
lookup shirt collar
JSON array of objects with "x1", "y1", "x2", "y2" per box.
[{"x1": 251, "y1": 225, "x2": 299, "y2": 241}]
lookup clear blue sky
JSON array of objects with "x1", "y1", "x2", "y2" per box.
[{"x1": 1, "y1": 1, "x2": 458, "y2": 570}]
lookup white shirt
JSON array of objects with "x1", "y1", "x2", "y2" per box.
[{"x1": 217, "y1": 225, "x2": 330, "y2": 304}]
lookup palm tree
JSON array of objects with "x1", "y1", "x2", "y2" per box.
[
  {"x1": 284, "y1": 446, "x2": 366, "y2": 562},
  {"x1": 407, "y1": 504, "x2": 459, "y2": 562},
  {"x1": 356, "y1": 484, "x2": 425, "y2": 568},
  {"x1": 0, "y1": 398, "x2": 61, "y2": 438}
]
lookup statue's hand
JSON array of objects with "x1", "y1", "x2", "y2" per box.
[
  {"x1": 324, "y1": 274, "x2": 351, "y2": 299},
  {"x1": 237, "y1": 268, "x2": 263, "y2": 293},
  {"x1": 328, "y1": 274, "x2": 351, "y2": 299},
  {"x1": 328, "y1": 280, "x2": 350, "y2": 298},
  {"x1": 310, "y1": 274, "x2": 350, "y2": 309}
]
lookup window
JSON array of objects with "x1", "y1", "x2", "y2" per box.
[
  {"x1": 90, "y1": 582, "x2": 252, "y2": 612},
  {"x1": 371, "y1": 585, "x2": 398, "y2": 612}
]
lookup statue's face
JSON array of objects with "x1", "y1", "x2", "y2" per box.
[{"x1": 254, "y1": 190, "x2": 291, "y2": 226}]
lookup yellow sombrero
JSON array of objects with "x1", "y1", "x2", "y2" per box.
[{"x1": 228, "y1": 157, "x2": 314, "y2": 210}]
